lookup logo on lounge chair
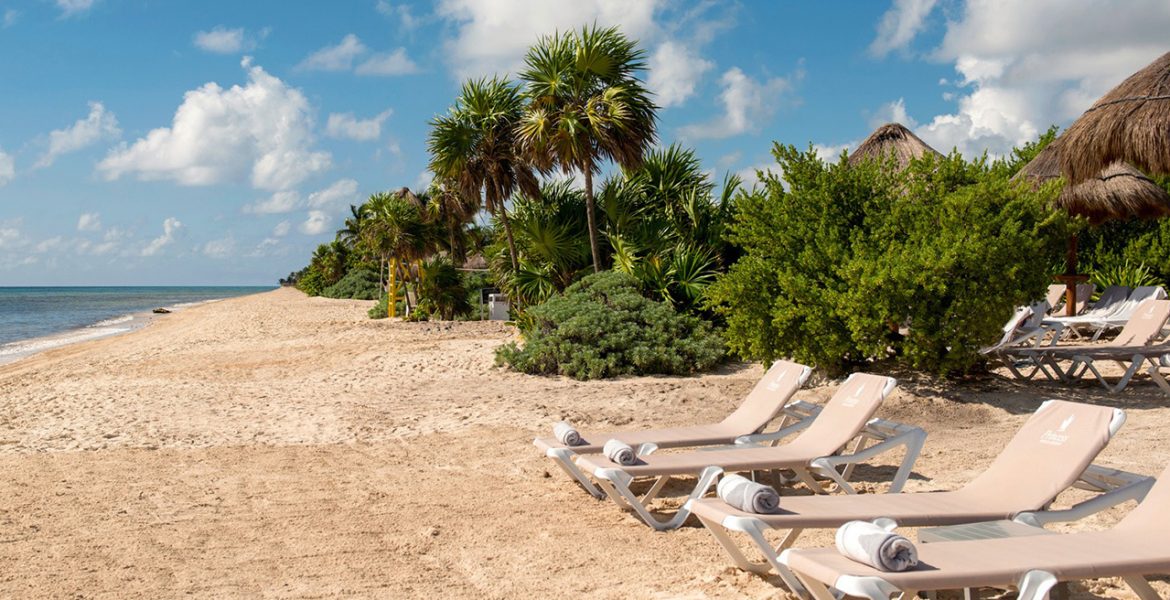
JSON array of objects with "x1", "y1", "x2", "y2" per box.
[
  {"x1": 1040, "y1": 415, "x2": 1075, "y2": 446},
  {"x1": 842, "y1": 382, "x2": 866, "y2": 407},
  {"x1": 766, "y1": 369, "x2": 788, "y2": 391}
]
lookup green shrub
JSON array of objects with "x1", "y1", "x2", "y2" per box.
[
  {"x1": 1090, "y1": 257, "x2": 1163, "y2": 290},
  {"x1": 496, "y1": 271, "x2": 726, "y2": 380},
  {"x1": 296, "y1": 268, "x2": 329, "y2": 297},
  {"x1": 368, "y1": 295, "x2": 389, "y2": 319},
  {"x1": 418, "y1": 257, "x2": 472, "y2": 319},
  {"x1": 707, "y1": 143, "x2": 1066, "y2": 376},
  {"x1": 321, "y1": 267, "x2": 382, "y2": 300}
]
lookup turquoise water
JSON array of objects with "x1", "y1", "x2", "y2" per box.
[{"x1": 0, "y1": 286, "x2": 273, "y2": 347}]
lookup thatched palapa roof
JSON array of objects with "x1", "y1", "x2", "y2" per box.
[
  {"x1": 1015, "y1": 139, "x2": 1170, "y2": 224},
  {"x1": 1059, "y1": 51, "x2": 1170, "y2": 184},
  {"x1": 847, "y1": 122, "x2": 941, "y2": 169}
]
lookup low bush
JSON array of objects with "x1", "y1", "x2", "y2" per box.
[
  {"x1": 321, "y1": 267, "x2": 382, "y2": 300},
  {"x1": 496, "y1": 271, "x2": 726, "y2": 380},
  {"x1": 418, "y1": 258, "x2": 472, "y2": 319},
  {"x1": 368, "y1": 295, "x2": 389, "y2": 319},
  {"x1": 295, "y1": 269, "x2": 329, "y2": 297}
]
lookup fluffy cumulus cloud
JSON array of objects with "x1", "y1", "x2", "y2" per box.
[
  {"x1": 98, "y1": 58, "x2": 330, "y2": 191},
  {"x1": 868, "y1": 98, "x2": 918, "y2": 129},
  {"x1": 307, "y1": 178, "x2": 359, "y2": 209},
  {"x1": 193, "y1": 26, "x2": 259, "y2": 54},
  {"x1": 36, "y1": 101, "x2": 120, "y2": 169},
  {"x1": 647, "y1": 41, "x2": 714, "y2": 108},
  {"x1": 377, "y1": 1, "x2": 419, "y2": 30},
  {"x1": 77, "y1": 212, "x2": 101, "y2": 232},
  {"x1": 0, "y1": 148, "x2": 13, "y2": 187},
  {"x1": 0, "y1": 218, "x2": 26, "y2": 250},
  {"x1": 244, "y1": 190, "x2": 301, "y2": 215},
  {"x1": 272, "y1": 220, "x2": 291, "y2": 237},
  {"x1": 140, "y1": 217, "x2": 182, "y2": 257},
  {"x1": 435, "y1": 0, "x2": 662, "y2": 79},
  {"x1": 299, "y1": 210, "x2": 330, "y2": 235},
  {"x1": 298, "y1": 34, "x2": 418, "y2": 75},
  {"x1": 326, "y1": 109, "x2": 392, "y2": 141},
  {"x1": 869, "y1": 0, "x2": 938, "y2": 58},
  {"x1": 56, "y1": 0, "x2": 94, "y2": 18},
  {"x1": 679, "y1": 65, "x2": 802, "y2": 140},
  {"x1": 202, "y1": 237, "x2": 235, "y2": 259},
  {"x1": 903, "y1": 0, "x2": 1170, "y2": 158}
]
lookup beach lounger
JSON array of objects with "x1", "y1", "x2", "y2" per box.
[
  {"x1": 534, "y1": 360, "x2": 814, "y2": 498},
  {"x1": 981, "y1": 300, "x2": 1054, "y2": 362},
  {"x1": 780, "y1": 463, "x2": 1170, "y2": 600},
  {"x1": 576, "y1": 373, "x2": 926, "y2": 531},
  {"x1": 687, "y1": 400, "x2": 1136, "y2": 592},
  {"x1": 1045, "y1": 285, "x2": 1164, "y2": 341},
  {"x1": 1044, "y1": 283, "x2": 1094, "y2": 316},
  {"x1": 1019, "y1": 298, "x2": 1170, "y2": 390}
]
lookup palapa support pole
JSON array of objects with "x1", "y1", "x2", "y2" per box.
[{"x1": 1066, "y1": 234, "x2": 1078, "y2": 317}]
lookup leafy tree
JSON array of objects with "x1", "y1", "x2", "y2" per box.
[
  {"x1": 417, "y1": 257, "x2": 472, "y2": 319},
  {"x1": 428, "y1": 77, "x2": 539, "y2": 272},
  {"x1": 517, "y1": 24, "x2": 658, "y2": 273}
]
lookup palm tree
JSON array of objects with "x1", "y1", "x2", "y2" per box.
[
  {"x1": 425, "y1": 177, "x2": 480, "y2": 263},
  {"x1": 516, "y1": 24, "x2": 658, "y2": 272},
  {"x1": 427, "y1": 77, "x2": 540, "y2": 272}
]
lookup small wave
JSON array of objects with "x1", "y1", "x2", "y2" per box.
[
  {"x1": 91, "y1": 315, "x2": 134, "y2": 327},
  {"x1": 0, "y1": 327, "x2": 131, "y2": 356}
]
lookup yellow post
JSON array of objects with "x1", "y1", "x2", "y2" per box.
[{"x1": 388, "y1": 256, "x2": 398, "y2": 317}]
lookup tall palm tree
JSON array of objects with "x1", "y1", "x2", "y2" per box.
[
  {"x1": 516, "y1": 24, "x2": 658, "y2": 272},
  {"x1": 425, "y1": 177, "x2": 480, "y2": 263},
  {"x1": 428, "y1": 77, "x2": 540, "y2": 272}
]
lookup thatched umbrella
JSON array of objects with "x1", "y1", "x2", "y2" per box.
[
  {"x1": 847, "y1": 122, "x2": 942, "y2": 169},
  {"x1": 1059, "y1": 51, "x2": 1170, "y2": 184},
  {"x1": 1016, "y1": 139, "x2": 1170, "y2": 313}
]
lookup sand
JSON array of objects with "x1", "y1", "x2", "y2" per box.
[{"x1": 1, "y1": 287, "x2": 1167, "y2": 598}]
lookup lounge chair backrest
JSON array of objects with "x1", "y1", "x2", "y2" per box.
[
  {"x1": 958, "y1": 400, "x2": 1122, "y2": 505},
  {"x1": 1116, "y1": 463, "x2": 1170, "y2": 531},
  {"x1": 1044, "y1": 284, "x2": 1066, "y2": 309},
  {"x1": 1071, "y1": 283, "x2": 1096, "y2": 314},
  {"x1": 720, "y1": 360, "x2": 812, "y2": 432},
  {"x1": 1106, "y1": 286, "x2": 1168, "y2": 322},
  {"x1": 1111, "y1": 299, "x2": 1170, "y2": 346},
  {"x1": 1079, "y1": 285, "x2": 1130, "y2": 317},
  {"x1": 1021, "y1": 300, "x2": 1050, "y2": 330},
  {"x1": 783, "y1": 373, "x2": 895, "y2": 457}
]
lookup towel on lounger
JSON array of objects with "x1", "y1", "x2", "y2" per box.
[
  {"x1": 716, "y1": 474, "x2": 781, "y2": 513},
  {"x1": 603, "y1": 439, "x2": 637, "y2": 465},
  {"x1": 835, "y1": 520, "x2": 918, "y2": 572},
  {"x1": 553, "y1": 421, "x2": 583, "y2": 446}
]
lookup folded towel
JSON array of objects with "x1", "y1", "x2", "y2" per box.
[
  {"x1": 603, "y1": 439, "x2": 637, "y2": 466},
  {"x1": 835, "y1": 520, "x2": 918, "y2": 572},
  {"x1": 553, "y1": 421, "x2": 583, "y2": 446},
  {"x1": 716, "y1": 474, "x2": 780, "y2": 513}
]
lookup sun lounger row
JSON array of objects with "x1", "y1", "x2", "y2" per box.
[{"x1": 535, "y1": 361, "x2": 1163, "y2": 599}]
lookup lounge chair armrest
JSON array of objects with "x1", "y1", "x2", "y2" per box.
[
  {"x1": 809, "y1": 421, "x2": 927, "y2": 493},
  {"x1": 735, "y1": 400, "x2": 821, "y2": 445},
  {"x1": 1013, "y1": 472, "x2": 1155, "y2": 528}
]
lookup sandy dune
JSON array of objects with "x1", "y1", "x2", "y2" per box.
[{"x1": 1, "y1": 287, "x2": 1167, "y2": 598}]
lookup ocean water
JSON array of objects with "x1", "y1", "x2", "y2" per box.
[{"x1": 0, "y1": 286, "x2": 273, "y2": 357}]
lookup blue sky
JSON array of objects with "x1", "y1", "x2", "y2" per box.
[{"x1": 0, "y1": 0, "x2": 1167, "y2": 285}]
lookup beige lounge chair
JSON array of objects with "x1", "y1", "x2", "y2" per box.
[
  {"x1": 781, "y1": 463, "x2": 1170, "y2": 600},
  {"x1": 1019, "y1": 298, "x2": 1170, "y2": 390},
  {"x1": 575, "y1": 373, "x2": 926, "y2": 531},
  {"x1": 534, "y1": 360, "x2": 815, "y2": 498},
  {"x1": 688, "y1": 400, "x2": 1137, "y2": 592}
]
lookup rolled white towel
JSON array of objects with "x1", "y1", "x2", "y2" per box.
[
  {"x1": 553, "y1": 421, "x2": 583, "y2": 446},
  {"x1": 716, "y1": 474, "x2": 781, "y2": 513},
  {"x1": 835, "y1": 520, "x2": 919, "y2": 572},
  {"x1": 603, "y1": 439, "x2": 637, "y2": 466}
]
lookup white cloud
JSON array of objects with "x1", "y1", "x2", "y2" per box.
[
  {"x1": 244, "y1": 190, "x2": 301, "y2": 215},
  {"x1": 99, "y1": 58, "x2": 330, "y2": 191},
  {"x1": 868, "y1": 98, "x2": 918, "y2": 129},
  {"x1": 3, "y1": 9, "x2": 18, "y2": 27},
  {"x1": 377, "y1": 1, "x2": 419, "y2": 29},
  {"x1": 272, "y1": 220, "x2": 291, "y2": 237},
  {"x1": 435, "y1": 0, "x2": 663, "y2": 79},
  {"x1": 202, "y1": 237, "x2": 235, "y2": 259},
  {"x1": 0, "y1": 219, "x2": 26, "y2": 250},
  {"x1": 647, "y1": 41, "x2": 714, "y2": 108},
  {"x1": 35, "y1": 101, "x2": 120, "y2": 169},
  {"x1": 326, "y1": 109, "x2": 392, "y2": 141},
  {"x1": 298, "y1": 34, "x2": 367, "y2": 71},
  {"x1": 77, "y1": 212, "x2": 102, "y2": 232},
  {"x1": 679, "y1": 66, "x2": 801, "y2": 140},
  {"x1": 813, "y1": 142, "x2": 855, "y2": 163},
  {"x1": 299, "y1": 210, "x2": 330, "y2": 235},
  {"x1": 56, "y1": 0, "x2": 94, "y2": 17},
  {"x1": 193, "y1": 26, "x2": 256, "y2": 54},
  {"x1": 414, "y1": 169, "x2": 435, "y2": 191},
  {"x1": 307, "y1": 178, "x2": 360, "y2": 209},
  {"x1": 0, "y1": 149, "x2": 13, "y2": 187},
  {"x1": 355, "y1": 48, "x2": 420, "y2": 76},
  {"x1": 34, "y1": 237, "x2": 64, "y2": 253},
  {"x1": 141, "y1": 217, "x2": 182, "y2": 257},
  {"x1": 913, "y1": 0, "x2": 1170, "y2": 158},
  {"x1": 869, "y1": 0, "x2": 938, "y2": 58}
]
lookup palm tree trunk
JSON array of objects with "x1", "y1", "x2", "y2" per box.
[
  {"x1": 582, "y1": 168, "x2": 602, "y2": 273},
  {"x1": 496, "y1": 206, "x2": 520, "y2": 272}
]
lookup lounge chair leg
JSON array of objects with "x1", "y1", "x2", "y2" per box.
[
  {"x1": 1016, "y1": 570, "x2": 1058, "y2": 600},
  {"x1": 1149, "y1": 363, "x2": 1170, "y2": 396},
  {"x1": 546, "y1": 448, "x2": 604, "y2": 498},
  {"x1": 593, "y1": 466, "x2": 723, "y2": 531},
  {"x1": 744, "y1": 524, "x2": 807, "y2": 592},
  {"x1": 1121, "y1": 576, "x2": 1160, "y2": 600},
  {"x1": 694, "y1": 513, "x2": 773, "y2": 575},
  {"x1": 889, "y1": 428, "x2": 927, "y2": 493}
]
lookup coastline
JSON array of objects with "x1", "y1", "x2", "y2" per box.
[{"x1": 0, "y1": 287, "x2": 1165, "y2": 598}]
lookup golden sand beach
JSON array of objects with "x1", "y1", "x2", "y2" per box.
[{"x1": 1, "y1": 287, "x2": 1167, "y2": 598}]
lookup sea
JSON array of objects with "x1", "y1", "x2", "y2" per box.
[{"x1": 0, "y1": 286, "x2": 274, "y2": 362}]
